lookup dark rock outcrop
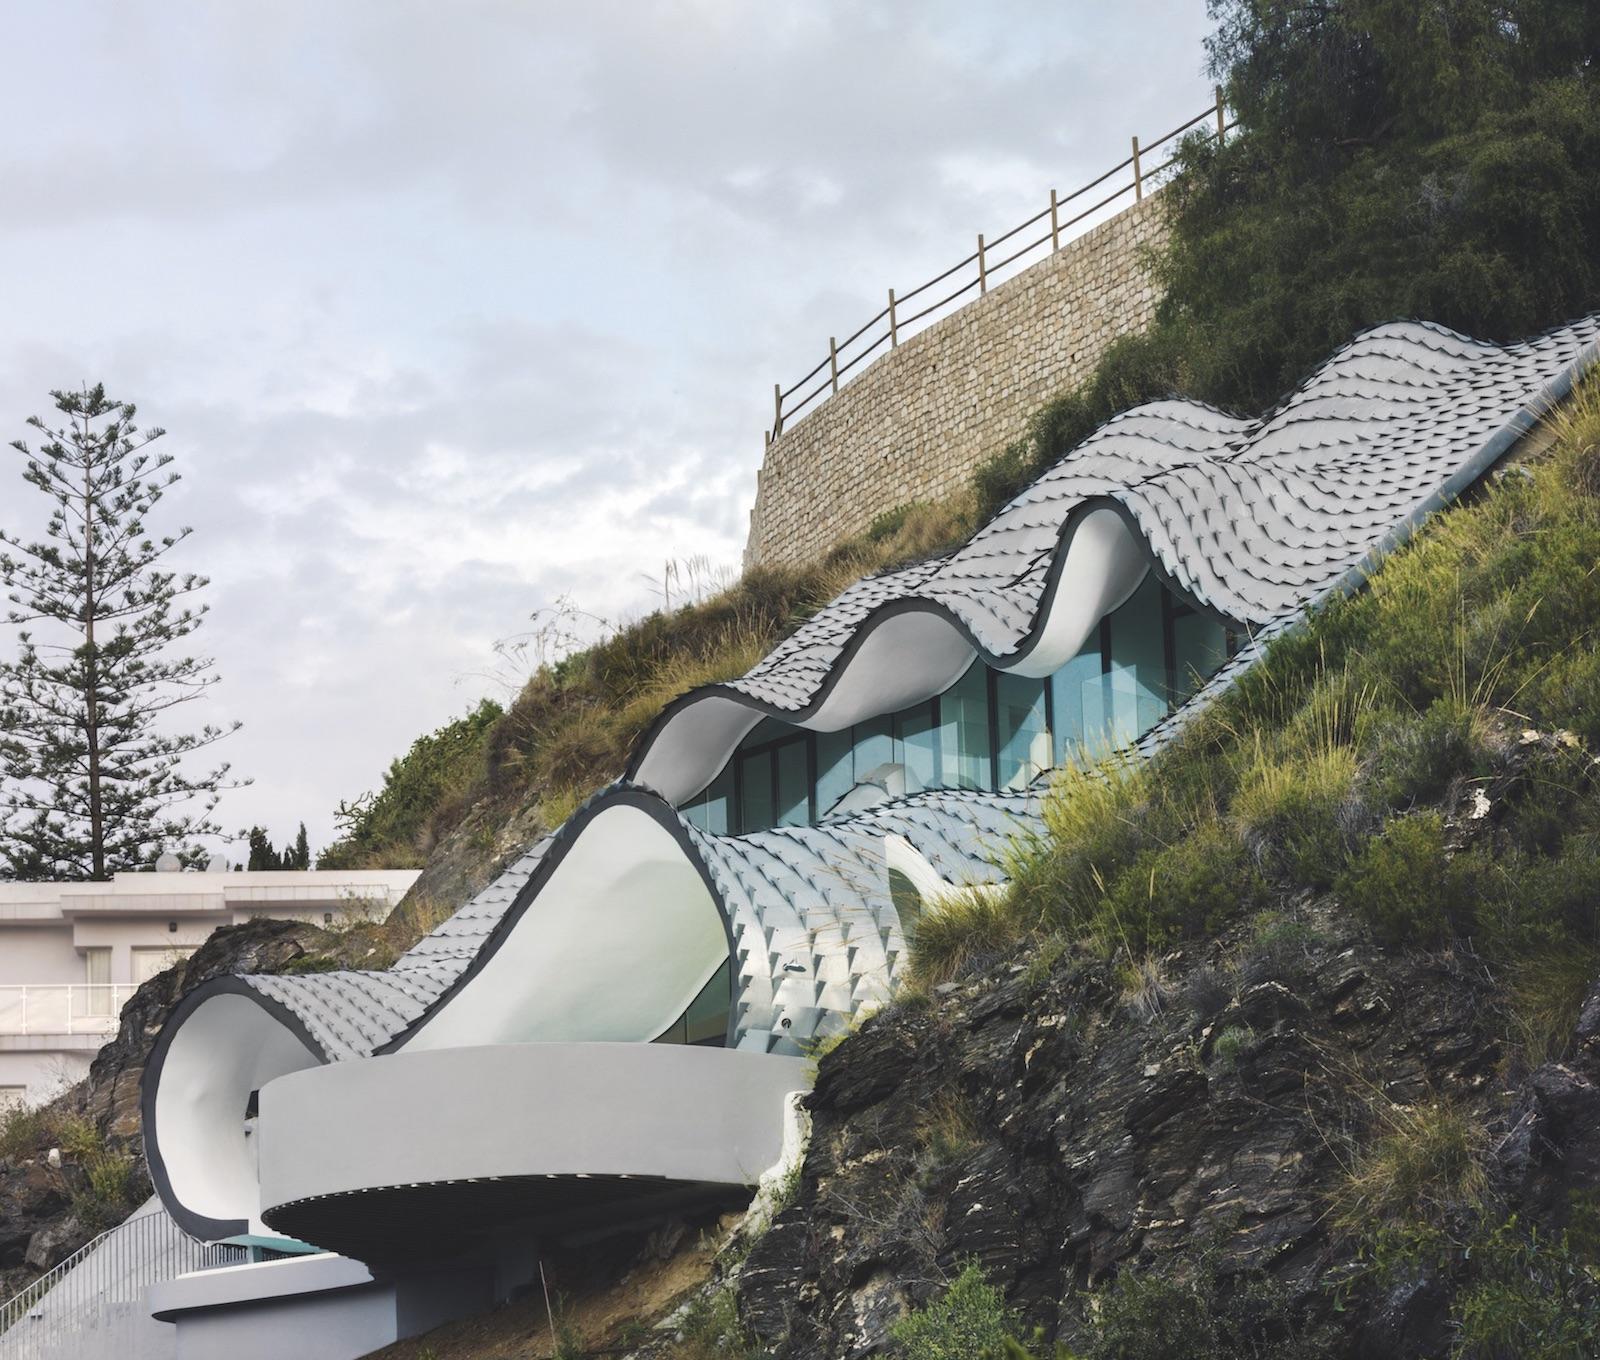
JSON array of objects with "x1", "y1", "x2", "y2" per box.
[{"x1": 738, "y1": 900, "x2": 1555, "y2": 1359}]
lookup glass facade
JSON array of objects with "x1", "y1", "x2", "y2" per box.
[
  {"x1": 679, "y1": 576, "x2": 1234, "y2": 836},
  {"x1": 651, "y1": 960, "x2": 733, "y2": 1046}
]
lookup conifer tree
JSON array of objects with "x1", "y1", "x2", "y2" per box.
[
  {"x1": 290, "y1": 821, "x2": 311, "y2": 870},
  {"x1": 0, "y1": 385, "x2": 241, "y2": 880},
  {"x1": 245, "y1": 826, "x2": 282, "y2": 871}
]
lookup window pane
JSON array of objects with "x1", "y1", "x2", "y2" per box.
[
  {"x1": 995, "y1": 672, "x2": 1049, "y2": 790},
  {"x1": 682, "y1": 765, "x2": 733, "y2": 834},
  {"x1": 776, "y1": 739, "x2": 810, "y2": 827},
  {"x1": 1106, "y1": 574, "x2": 1169, "y2": 746},
  {"x1": 684, "y1": 960, "x2": 731, "y2": 1045},
  {"x1": 852, "y1": 716, "x2": 893, "y2": 780},
  {"x1": 1172, "y1": 609, "x2": 1229, "y2": 704},
  {"x1": 937, "y1": 663, "x2": 992, "y2": 790},
  {"x1": 815, "y1": 728, "x2": 854, "y2": 818},
  {"x1": 1049, "y1": 640, "x2": 1108, "y2": 765},
  {"x1": 894, "y1": 704, "x2": 937, "y2": 792},
  {"x1": 739, "y1": 748, "x2": 774, "y2": 833}
]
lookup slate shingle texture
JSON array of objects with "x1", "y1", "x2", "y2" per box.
[{"x1": 227, "y1": 316, "x2": 1600, "y2": 1062}]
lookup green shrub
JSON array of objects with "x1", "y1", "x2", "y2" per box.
[
  {"x1": 72, "y1": 1149, "x2": 139, "y2": 1231},
  {"x1": 1505, "y1": 943, "x2": 1600, "y2": 1067},
  {"x1": 1047, "y1": 1252, "x2": 1340, "y2": 1360},
  {"x1": 1334, "y1": 812, "x2": 1476, "y2": 946},
  {"x1": 890, "y1": 1263, "x2": 1016, "y2": 1360},
  {"x1": 667, "y1": 1287, "x2": 762, "y2": 1359},
  {"x1": 319, "y1": 698, "x2": 503, "y2": 869},
  {"x1": 1452, "y1": 1216, "x2": 1600, "y2": 1360},
  {"x1": 1210, "y1": 1025, "x2": 1255, "y2": 1072},
  {"x1": 1099, "y1": 822, "x2": 1264, "y2": 954}
]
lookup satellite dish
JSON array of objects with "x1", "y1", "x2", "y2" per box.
[
  {"x1": 206, "y1": 854, "x2": 229, "y2": 874},
  {"x1": 154, "y1": 852, "x2": 182, "y2": 873}
]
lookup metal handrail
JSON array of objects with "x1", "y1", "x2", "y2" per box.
[
  {"x1": 0, "y1": 1200, "x2": 246, "y2": 1360},
  {"x1": 768, "y1": 88, "x2": 1235, "y2": 440},
  {"x1": 0, "y1": 986, "x2": 138, "y2": 1037}
]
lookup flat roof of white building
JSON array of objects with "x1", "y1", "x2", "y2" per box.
[{"x1": 0, "y1": 869, "x2": 422, "y2": 924}]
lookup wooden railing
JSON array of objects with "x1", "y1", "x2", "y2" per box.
[{"x1": 767, "y1": 89, "x2": 1234, "y2": 442}]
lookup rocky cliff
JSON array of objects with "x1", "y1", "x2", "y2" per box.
[{"x1": 734, "y1": 899, "x2": 1600, "y2": 1357}]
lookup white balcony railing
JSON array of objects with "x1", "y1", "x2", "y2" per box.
[{"x1": 0, "y1": 986, "x2": 137, "y2": 1038}]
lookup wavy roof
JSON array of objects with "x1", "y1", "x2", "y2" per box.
[{"x1": 141, "y1": 314, "x2": 1599, "y2": 1241}]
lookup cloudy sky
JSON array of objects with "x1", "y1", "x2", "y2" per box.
[{"x1": 0, "y1": 2, "x2": 1215, "y2": 863}]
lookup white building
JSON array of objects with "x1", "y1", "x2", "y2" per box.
[{"x1": 0, "y1": 866, "x2": 420, "y2": 1110}]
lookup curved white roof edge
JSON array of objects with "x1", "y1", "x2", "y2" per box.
[{"x1": 634, "y1": 507, "x2": 1151, "y2": 805}]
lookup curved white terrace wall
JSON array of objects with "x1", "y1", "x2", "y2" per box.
[
  {"x1": 258, "y1": 1043, "x2": 811, "y2": 1214},
  {"x1": 400, "y1": 804, "x2": 729, "y2": 1051},
  {"x1": 151, "y1": 991, "x2": 318, "y2": 1233}
]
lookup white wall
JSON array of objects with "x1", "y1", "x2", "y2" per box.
[
  {"x1": 0, "y1": 926, "x2": 85, "y2": 986},
  {"x1": 0, "y1": 1047, "x2": 92, "y2": 1107}
]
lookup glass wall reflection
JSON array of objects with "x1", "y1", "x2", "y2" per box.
[{"x1": 680, "y1": 575, "x2": 1234, "y2": 836}]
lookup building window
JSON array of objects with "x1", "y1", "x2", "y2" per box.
[
  {"x1": 83, "y1": 947, "x2": 114, "y2": 1017},
  {"x1": 681, "y1": 577, "x2": 1235, "y2": 835},
  {"x1": 652, "y1": 960, "x2": 731, "y2": 1047},
  {"x1": 994, "y1": 672, "x2": 1050, "y2": 790},
  {"x1": 937, "y1": 662, "x2": 992, "y2": 792},
  {"x1": 1105, "y1": 573, "x2": 1170, "y2": 748}
]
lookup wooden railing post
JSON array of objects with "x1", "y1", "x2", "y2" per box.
[
  {"x1": 888, "y1": 288, "x2": 899, "y2": 348},
  {"x1": 829, "y1": 336, "x2": 839, "y2": 394},
  {"x1": 1131, "y1": 135, "x2": 1143, "y2": 201},
  {"x1": 1050, "y1": 188, "x2": 1060, "y2": 251},
  {"x1": 772, "y1": 382, "x2": 784, "y2": 438},
  {"x1": 1215, "y1": 85, "x2": 1226, "y2": 141},
  {"x1": 977, "y1": 233, "x2": 988, "y2": 295}
]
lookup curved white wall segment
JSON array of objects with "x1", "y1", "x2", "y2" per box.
[
  {"x1": 257, "y1": 1044, "x2": 810, "y2": 1221},
  {"x1": 149, "y1": 991, "x2": 319, "y2": 1234},
  {"x1": 1003, "y1": 508, "x2": 1149, "y2": 678},
  {"x1": 400, "y1": 804, "x2": 730, "y2": 1052}
]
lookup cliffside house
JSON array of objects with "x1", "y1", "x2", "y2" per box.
[{"x1": 0, "y1": 315, "x2": 1593, "y2": 1360}]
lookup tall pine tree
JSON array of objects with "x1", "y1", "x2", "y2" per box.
[{"x1": 0, "y1": 385, "x2": 242, "y2": 880}]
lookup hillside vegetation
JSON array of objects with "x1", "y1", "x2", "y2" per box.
[{"x1": 379, "y1": 395, "x2": 1600, "y2": 1359}]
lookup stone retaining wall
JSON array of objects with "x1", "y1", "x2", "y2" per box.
[{"x1": 744, "y1": 195, "x2": 1169, "y2": 569}]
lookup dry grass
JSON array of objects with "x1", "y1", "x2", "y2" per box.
[
  {"x1": 1506, "y1": 943, "x2": 1600, "y2": 1068},
  {"x1": 1330, "y1": 1096, "x2": 1490, "y2": 1234}
]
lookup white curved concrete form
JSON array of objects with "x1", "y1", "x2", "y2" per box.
[
  {"x1": 149, "y1": 988, "x2": 320, "y2": 1235},
  {"x1": 142, "y1": 314, "x2": 1600, "y2": 1256},
  {"x1": 254, "y1": 1043, "x2": 810, "y2": 1260},
  {"x1": 400, "y1": 804, "x2": 730, "y2": 1051}
]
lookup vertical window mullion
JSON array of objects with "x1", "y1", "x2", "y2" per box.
[
  {"x1": 1160, "y1": 586, "x2": 1178, "y2": 713},
  {"x1": 986, "y1": 666, "x2": 1000, "y2": 791},
  {"x1": 806, "y1": 732, "x2": 818, "y2": 824}
]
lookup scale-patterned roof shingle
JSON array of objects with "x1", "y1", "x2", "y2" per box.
[{"x1": 211, "y1": 315, "x2": 1600, "y2": 1062}]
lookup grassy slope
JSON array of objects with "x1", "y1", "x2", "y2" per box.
[
  {"x1": 873, "y1": 381, "x2": 1600, "y2": 1358},
  {"x1": 917, "y1": 380, "x2": 1600, "y2": 1038}
]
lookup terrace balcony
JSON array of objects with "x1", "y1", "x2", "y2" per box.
[{"x1": 0, "y1": 985, "x2": 137, "y2": 1041}]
